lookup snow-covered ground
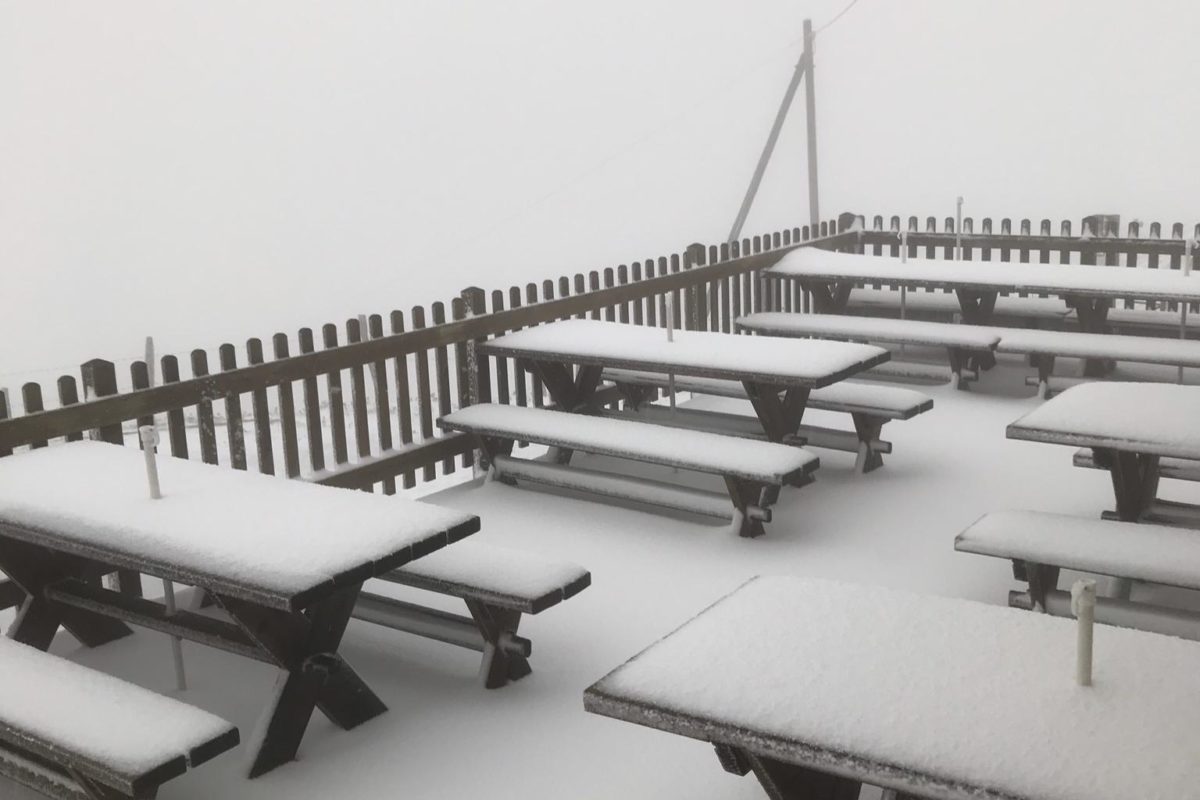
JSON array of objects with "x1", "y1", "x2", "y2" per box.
[{"x1": 6, "y1": 360, "x2": 1200, "y2": 800}]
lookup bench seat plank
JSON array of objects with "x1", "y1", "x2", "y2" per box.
[
  {"x1": 0, "y1": 637, "x2": 237, "y2": 796},
  {"x1": 955, "y1": 510, "x2": 1200, "y2": 591},
  {"x1": 0, "y1": 441, "x2": 478, "y2": 610},
  {"x1": 438, "y1": 404, "x2": 818, "y2": 485},
  {"x1": 382, "y1": 541, "x2": 590, "y2": 615},
  {"x1": 847, "y1": 287, "x2": 1072, "y2": 320},
  {"x1": 995, "y1": 328, "x2": 1200, "y2": 367},
  {"x1": 1107, "y1": 306, "x2": 1200, "y2": 332},
  {"x1": 738, "y1": 312, "x2": 1001, "y2": 351},
  {"x1": 585, "y1": 575, "x2": 1200, "y2": 800},
  {"x1": 603, "y1": 369, "x2": 932, "y2": 420},
  {"x1": 1073, "y1": 447, "x2": 1200, "y2": 482}
]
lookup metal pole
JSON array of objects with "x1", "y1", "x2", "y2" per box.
[
  {"x1": 727, "y1": 48, "x2": 809, "y2": 243},
  {"x1": 804, "y1": 18, "x2": 820, "y2": 230},
  {"x1": 955, "y1": 196, "x2": 964, "y2": 260},
  {"x1": 1181, "y1": 240, "x2": 1193, "y2": 383}
]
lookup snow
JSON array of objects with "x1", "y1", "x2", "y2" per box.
[
  {"x1": 392, "y1": 540, "x2": 588, "y2": 606},
  {"x1": 0, "y1": 441, "x2": 477, "y2": 600},
  {"x1": 4, "y1": 361, "x2": 1200, "y2": 800},
  {"x1": 1008, "y1": 382, "x2": 1200, "y2": 459},
  {"x1": 770, "y1": 248, "x2": 1200, "y2": 302},
  {"x1": 587, "y1": 575, "x2": 1200, "y2": 800},
  {"x1": 0, "y1": 636, "x2": 233, "y2": 777},
  {"x1": 738, "y1": 311, "x2": 1002, "y2": 349},
  {"x1": 481, "y1": 319, "x2": 889, "y2": 387},
  {"x1": 996, "y1": 328, "x2": 1200, "y2": 367},
  {"x1": 956, "y1": 510, "x2": 1200, "y2": 591},
  {"x1": 441, "y1": 403, "x2": 818, "y2": 483}
]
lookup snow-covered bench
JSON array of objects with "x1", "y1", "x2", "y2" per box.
[
  {"x1": 955, "y1": 510, "x2": 1200, "y2": 640},
  {"x1": 0, "y1": 637, "x2": 238, "y2": 800},
  {"x1": 1073, "y1": 447, "x2": 1200, "y2": 483},
  {"x1": 1107, "y1": 305, "x2": 1200, "y2": 338},
  {"x1": 438, "y1": 404, "x2": 819, "y2": 538},
  {"x1": 846, "y1": 286, "x2": 1072, "y2": 326},
  {"x1": 603, "y1": 369, "x2": 932, "y2": 474},
  {"x1": 737, "y1": 312, "x2": 999, "y2": 389},
  {"x1": 353, "y1": 542, "x2": 590, "y2": 689},
  {"x1": 994, "y1": 328, "x2": 1200, "y2": 398}
]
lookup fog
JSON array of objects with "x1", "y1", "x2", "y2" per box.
[{"x1": 3, "y1": 0, "x2": 1197, "y2": 381}]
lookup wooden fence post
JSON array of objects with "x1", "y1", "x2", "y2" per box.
[
  {"x1": 79, "y1": 358, "x2": 142, "y2": 598},
  {"x1": 460, "y1": 287, "x2": 491, "y2": 475}
]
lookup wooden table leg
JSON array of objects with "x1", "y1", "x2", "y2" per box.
[
  {"x1": 1067, "y1": 296, "x2": 1115, "y2": 376},
  {"x1": 800, "y1": 280, "x2": 852, "y2": 314},
  {"x1": 713, "y1": 745, "x2": 861, "y2": 800},
  {"x1": 524, "y1": 360, "x2": 603, "y2": 413},
  {"x1": 1097, "y1": 448, "x2": 1161, "y2": 522},
  {"x1": 954, "y1": 289, "x2": 998, "y2": 371},
  {"x1": 216, "y1": 585, "x2": 386, "y2": 778},
  {"x1": 0, "y1": 537, "x2": 132, "y2": 649}
]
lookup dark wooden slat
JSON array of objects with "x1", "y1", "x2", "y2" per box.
[
  {"x1": 509, "y1": 287, "x2": 528, "y2": 409},
  {"x1": 617, "y1": 265, "x2": 630, "y2": 323},
  {"x1": 20, "y1": 383, "x2": 47, "y2": 449},
  {"x1": 491, "y1": 291, "x2": 511, "y2": 406},
  {"x1": 247, "y1": 338, "x2": 276, "y2": 476},
  {"x1": 452, "y1": 297, "x2": 472, "y2": 469},
  {"x1": 322, "y1": 324, "x2": 350, "y2": 466},
  {"x1": 367, "y1": 315, "x2": 395, "y2": 494},
  {"x1": 526, "y1": 284, "x2": 544, "y2": 407},
  {"x1": 431, "y1": 302, "x2": 455, "y2": 474},
  {"x1": 588, "y1": 271, "x2": 602, "y2": 321},
  {"x1": 129, "y1": 362, "x2": 154, "y2": 434},
  {"x1": 630, "y1": 263, "x2": 645, "y2": 325},
  {"x1": 56, "y1": 376, "x2": 84, "y2": 442},
  {"x1": 218, "y1": 345, "x2": 248, "y2": 470},
  {"x1": 80, "y1": 360, "x2": 123, "y2": 445},
  {"x1": 160, "y1": 356, "x2": 189, "y2": 459},
  {"x1": 411, "y1": 306, "x2": 435, "y2": 481},
  {"x1": 297, "y1": 328, "x2": 326, "y2": 473},
  {"x1": 189, "y1": 350, "x2": 219, "y2": 465},
  {"x1": 271, "y1": 335, "x2": 301, "y2": 478},
  {"x1": 344, "y1": 318, "x2": 372, "y2": 467},
  {"x1": 389, "y1": 311, "x2": 415, "y2": 489},
  {"x1": 603, "y1": 268, "x2": 616, "y2": 322}
]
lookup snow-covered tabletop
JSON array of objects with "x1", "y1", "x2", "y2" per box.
[
  {"x1": 768, "y1": 247, "x2": 1200, "y2": 303},
  {"x1": 0, "y1": 441, "x2": 479, "y2": 608},
  {"x1": 479, "y1": 319, "x2": 890, "y2": 388},
  {"x1": 585, "y1": 576, "x2": 1200, "y2": 800},
  {"x1": 995, "y1": 329, "x2": 1200, "y2": 366},
  {"x1": 1007, "y1": 382, "x2": 1200, "y2": 459}
]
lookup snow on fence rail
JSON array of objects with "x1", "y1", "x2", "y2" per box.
[{"x1": 0, "y1": 221, "x2": 836, "y2": 494}]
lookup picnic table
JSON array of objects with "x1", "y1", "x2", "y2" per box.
[
  {"x1": 584, "y1": 576, "x2": 1200, "y2": 800},
  {"x1": 767, "y1": 247, "x2": 1200, "y2": 333},
  {"x1": 1007, "y1": 382, "x2": 1200, "y2": 524},
  {"x1": 478, "y1": 318, "x2": 889, "y2": 443},
  {"x1": 0, "y1": 440, "x2": 479, "y2": 777}
]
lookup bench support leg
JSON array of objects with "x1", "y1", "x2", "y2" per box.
[
  {"x1": 1031, "y1": 354, "x2": 1056, "y2": 399},
  {"x1": 465, "y1": 600, "x2": 532, "y2": 689},
  {"x1": 0, "y1": 537, "x2": 133, "y2": 650},
  {"x1": 1014, "y1": 560, "x2": 1060, "y2": 611},
  {"x1": 478, "y1": 435, "x2": 516, "y2": 480},
  {"x1": 1099, "y1": 448, "x2": 1160, "y2": 600},
  {"x1": 713, "y1": 746, "x2": 861, "y2": 800},
  {"x1": 946, "y1": 348, "x2": 970, "y2": 390},
  {"x1": 1067, "y1": 296, "x2": 1115, "y2": 376},
  {"x1": 724, "y1": 478, "x2": 772, "y2": 538},
  {"x1": 743, "y1": 383, "x2": 810, "y2": 485},
  {"x1": 801, "y1": 280, "x2": 853, "y2": 314},
  {"x1": 71, "y1": 768, "x2": 149, "y2": 800},
  {"x1": 850, "y1": 413, "x2": 886, "y2": 473},
  {"x1": 955, "y1": 290, "x2": 998, "y2": 372},
  {"x1": 217, "y1": 586, "x2": 387, "y2": 778},
  {"x1": 526, "y1": 360, "x2": 604, "y2": 413}
]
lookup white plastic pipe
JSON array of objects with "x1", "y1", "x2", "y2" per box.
[
  {"x1": 1181, "y1": 240, "x2": 1193, "y2": 383},
  {"x1": 1071, "y1": 578, "x2": 1097, "y2": 687},
  {"x1": 139, "y1": 425, "x2": 187, "y2": 692},
  {"x1": 955, "y1": 196, "x2": 964, "y2": 260},
  {"x1": 664, "y1": 295, "x2": 676, "y2": 412}
]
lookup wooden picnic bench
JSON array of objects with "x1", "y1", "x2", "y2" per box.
[
  {"x1": 603, "y1": 369, "x2": 932, "y2": 473},
  {"x1": 956, "y1": 510, "x2": 1200, "y2": 641},
  {"x1": 846, "y1": 287, "x2": 1072, "y2": 327},
  {"x1": 0, "y1": 441, "x2": 479, "y2": 778},
  {"x1": 438, "y1": 404, "x2": 819, "y2": 538},
  {"x1": 737, "y1": 312, "x2": 998, "y2": 389},
  {"x1": 585, "y1": 575, "x2": 1200, "y2": 800},
  {"x1": 1073, "y1": 447, "x2": 1200, "y2": 483},
  {"x1": 354, "y1": 540, "x2": 590, "y2": 688},
  {"x1": 476, "y1": 318, "x2": 890, "y2": 444},
  {"x1": 0, "y1": 637, "x2": 239, "y2": 800}
]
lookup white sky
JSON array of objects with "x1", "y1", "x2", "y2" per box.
[{"x1": 2, "y1": 0, "x2": 1198, "y2": 380}]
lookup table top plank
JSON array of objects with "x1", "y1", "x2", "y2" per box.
[
  {"x1": 0, "y1": 442, "x2": 479, "y2": 609},
  {"x1": 768, "y1": 248, "x2": 1200, "y2": 304},
  {"x1": 585, "y1": 576, "x2": 1200, "y2": 800},
  {"x1": 478, "y1": 319, "x2": 890, "y2": 389},
  {"x1": 1006, "y1": 382, "x2": 1200, "y2": 460}
]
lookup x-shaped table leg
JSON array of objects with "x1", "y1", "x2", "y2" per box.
[
  {"x1": 1094, "y1": 447, "x2": 1161, "y2": 522},
  {"x1": 0, "y1": 536, "x2": 133, "y2": 650},
  {"x1": 523, "y1": 360, "x2": 604, "y2": 413},
  {"x1": 799, "y1": 280, "x2": 853, "y2": 314},
  {"x1": 954, "y1": 289, "x2": 998, "y2": 371},
  {"x1": 714, "y1": 744, "x2": 862, "y2": 800},
  {"x1": 1067, "y1": 296, "x2": 1115, "y2": 376},
  {"x1": 216, "y1": 585, "x2": 386, "y2": 778}
]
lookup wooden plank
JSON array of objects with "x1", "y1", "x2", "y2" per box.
[
  {"x1": 630, "y1": 263, "x2": 644, "y2": 325},
  {"x1": 189, "y1": 350, "x2": 219, "y2": 465},
  {"x1": 589, "y1": 271, "x2": 602, "y2": 321},
  {"x1": 322, "y1": 324, "x2": 350, "y2": 466},
  {"x1": 271, "y1": 334, "x2": 301, "y2": 478},
  {"x1": 389, "y1": 310, "x2": 415, "y2": 489},
  {"x1": 0, "y1": 389, "x2": 9, "y2": 457},
  {"x1": 129, "y1": 361, "x2": 154, "y2": 433},
  {"x1": 20, "y1": 383, "x2": 47, "y2": 449},
  {"x1": 526, "y1": 284, "x2": 544, "y2": 407},
  {"x1": 617, "y1": 265, "x2": 630, "y2": 323},
  {"x1": 603, "y1": 268, "x2": 616, "y2": 322},
  {"x1": 80, "y1": 359, "x2": 124, "y2": 444},
  {"x1": 490, "y1": 291, "x2": 511, "y2": 406},
  {"x1": 297, "y1": 328, "x2": 326, "y2": 473},
  {"x1": 56, "y1": 376, "x2": 84, "y2": 442},
  {"x1": 160, "y1": 356, "x2": 189, "y2": 460},
  {"x1": 218, "y1": 345, "x2": 248, "y2": 470},
  {"x1": 452, "y1": 297, "x2": 472, "y2": 469},
  {"x1": 246, "y1": 338, "x2": 276, "y2": 476},
  {"x1": 344, "y1": 318, "x2": 372, "y2": 466},
  {"x1": 367, "y1": 315, "x2": 395, "y2": 494},
  {"x1": 509, "y1": 287, "x2": 528, "y2": 409},
  {"x1": 644, "y1": 259, "x2": 658, "y2": 327},
  {"x1": 411, "y1": 306, "x2": 435, "y2": 481},
  {"x1": 431, "y1": 302, "x2": 455, "y2": 474}
]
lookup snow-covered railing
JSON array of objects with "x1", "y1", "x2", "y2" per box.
[{"x1": 0, "y1": 220, "x2": 843, "y2": 495}]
